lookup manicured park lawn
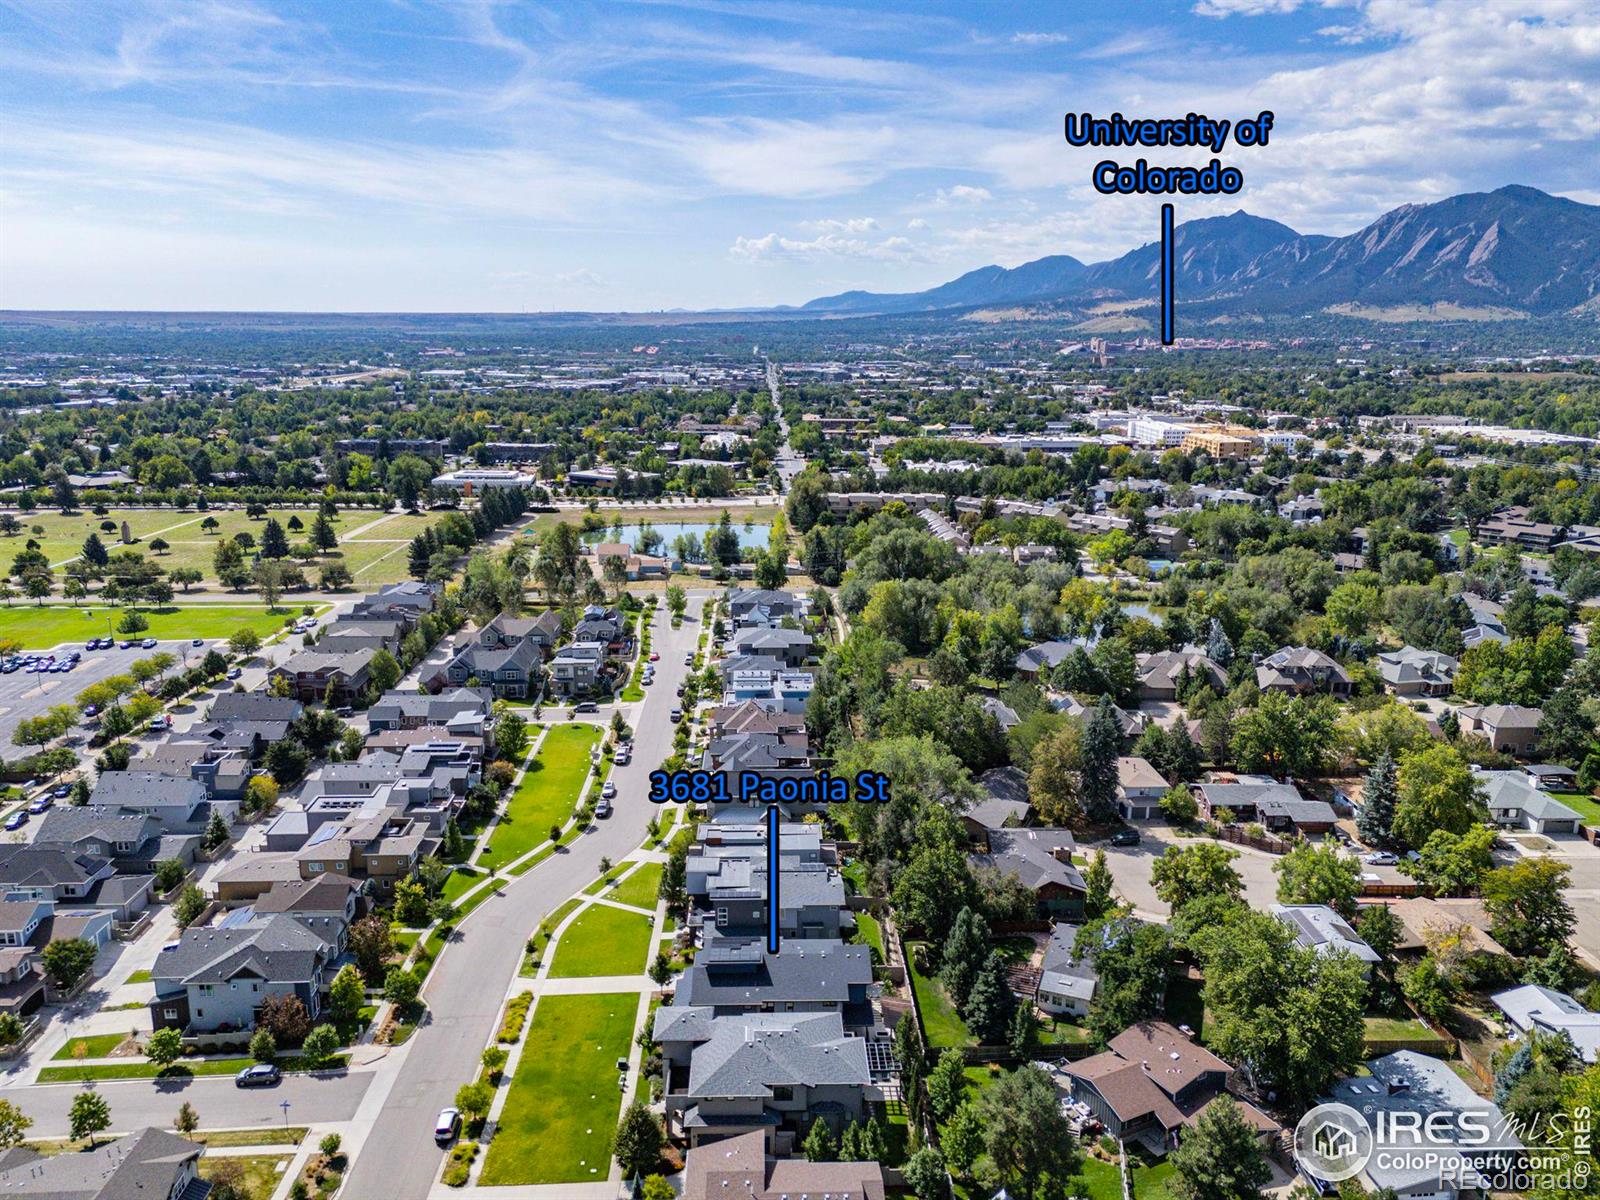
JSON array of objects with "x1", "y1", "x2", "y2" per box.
[
  {"x1": 607, "y1": 862, "x2": 663, "y2": 910},
  {"x1": 547, "y1": 903, "x2": 654, "y2": 978},
  {"x1": 36, "y1": 1056, "x2": 253, "y2": 1083},
  {"x1": 478, "y1": 993, "x2": 639, "y2": 1186},
  {"x1": 0, "y1": 604, "x2": 308, "y2": 649},
  {"x1": 477, "y1": 725, "x2": 600, "y2": 870}
]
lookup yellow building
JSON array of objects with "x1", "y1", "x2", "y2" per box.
[{"x1": 1180, "y1": 425, "x2": 1258, "y2": 459}]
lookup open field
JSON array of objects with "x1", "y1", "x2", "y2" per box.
[
  {"x1": 477, "y1": 992, "x2": 639, "y2": 1186},
  {"x1": 476, "y1": 724, "x2": 599, "y2": 870},
  {"x1": 547, "y1": 903, "x2": 654, "y2": 977},
  {"x1": 0, "y1": 604, "x2": 309, "y2": 648}
]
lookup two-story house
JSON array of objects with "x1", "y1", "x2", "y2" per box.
[
  {"x1": 268, "y1": 648, "x2": 375, "y2": 706},
  {"x1": 1255, "y1": 646, "x2": 1352, "y2": 697},
  {"x1": 149, "y1": 913, "x2": 335, "y2": 1034}
]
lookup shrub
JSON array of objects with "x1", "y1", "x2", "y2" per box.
[{"x1": 496, "y1": 992, "x2": 533, "y2": 1043}]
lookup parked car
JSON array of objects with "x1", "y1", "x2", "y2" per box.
[
  {"x1": 683, "y1": 653, "x2": 693, "y2": 666},
  {"x1": 614, "y1": 748, "x2": 631, "y2": 766},
  {"x1": 51, "y1": 784, "x2": 72, "y2": 799},
  {"x1": 601, "y1": 781, "x2": 617, "y2": 800},
  {"x1": 191, "y1": 638, "x2": 204, "y2": 647},
  {"x1": 649, "y1": 651, "x2": 660, "y2": 661},
  {"x1": 1362, "y1": 851, "x2": 1399, "y2": 866},
  {"x1": 118, "y1": 640, "x2": 134, "y2": 650},
  {"x1": 235, "y1": 1063, "x2": 281, "y2": 1088},
  {"x1": 572, "y1": 701, "x2": 598, "y2": 714},
  {"x1": 1109, "y1": 829, "x2": 1141, "y2": 847},
  {"x1": 140, "y1": 638, "x2": 157, "y2": 649},
  {"x1": 26, "y1": 799, "x2": 49, "y2": 815},
  {"x1": 434, "y1": 1108, "x2": 461, "y2": 1143},
  {"x1": 595, "y1": 798, "x2": 613, "y2": 819},
  {"x1": 226, "y1": 667, "x2": 243, "y2": 680},
  {"x1": 4, "y1": 812, "x2": 27, "y2": 832},
  {"x1": 669, "y1": 707, "x2": 683, "y2": 723}
]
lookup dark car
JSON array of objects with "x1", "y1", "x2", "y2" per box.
[
  {"x1": 1109, "y1": 829, "x2": 1141, "y2": 847},
  {"x1": 572, "y1": 701, "x2": 598, "y2": 714},
  {"x1": 4, "y1": 811, "x2": 26, "y2": 831},
  {"x1": 669, "y1": 707, "x2": 683, "y2": 723},
  {"x1": 235, "y1": 1063, "x2": 281, "y2": 1088}
]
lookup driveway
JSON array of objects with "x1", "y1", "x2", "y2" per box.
[
  {"x1": 340, "y1": 592, "x2": 710, "y2": 1200},
  {"x1": 1096, "y1": 825, "x2": 1282, "y2": 920}
]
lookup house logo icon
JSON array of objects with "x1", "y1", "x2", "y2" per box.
[{"x1": 1294, "y1": 1103, "x2": 1373, "y2": 1182}]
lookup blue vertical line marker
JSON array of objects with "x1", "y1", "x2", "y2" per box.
[
  {"x1": 766, "y1": 802, "x2": 781, "y2": 954},
  {"x1": 1161, "y1": 202, "x2": 1175, "y2": 345}
]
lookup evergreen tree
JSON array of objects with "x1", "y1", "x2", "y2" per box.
[
  {"x1": 893, "y1": 1014, "x2": 926, "y2": 1111},
  {"x1": 612, "y1": 1101, "x2": 664, "y2": 1179},
  {"x1": 803, "y1": 1118, "x2": 837, "y2": 1162},
  {"x1": 1168, "y1": 1095, "x2": 1272, "y2": 1200},
  {"x1": 1081, "y1": 697, "x2": 1123, "y2": 824},
  {"x1": 1206, "y1": 618, "x2": 1233, "y2": 667},
  {"x1": 1357, "y1": 750, "x2": 1399, "y2": 849},
  {"x1": 80, "y1": 533, "x2": 109, "y2": 569},
  {"x1": 963, "y1": 951, "x2": 1016, "y2": 1044},
  {"x1": 838, "y1": 1121, "x2": 863, "y2": 1162},
  {"x1": 310, "y1": 512, "x2": 338, "y2": 552},
  {"x1": 260, "y1": 518, "x2": 290, "y2": 559},
  {"x1": 1083, "y1": 850, "x2": 1116, "y2": 920},
  {"x1": 939, "y1": 906, "x2": 990, "y2": 1010}
]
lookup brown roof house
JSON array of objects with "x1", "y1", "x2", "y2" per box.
[
  {"x1": 681, "y1": 1129, "x2": 884, "y2": 1200},
  {"x1": 1063, "y1": 1021, "x2": 1278, "y2": 1154},
  {"x1": 1457, "y1": 704, "x2": 1543, "y2": 757}
]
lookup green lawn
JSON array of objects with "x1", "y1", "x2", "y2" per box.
[
  {"x1": 199, "y1": 1152, "x2": 292, "y2": 1200},
  {"x1": 548, "y1": 904, "x2": 655, "y2": 978},
  {"x1": 441, "y1": 865, "x2": 486, "y2": 904},
  {"x1": 1363, "y1": 1015, "x2": 1452, "y2": 1049},
  {"x1": 36, "y1": 1053, "x2": 345, "y2": 1083},
  {"x1": 0, "y1": 604, "x2": 308, "y2": 649},
  {"x1": 607, "y1": 862, "x2": 664, "y2": 910},
  {"x1": 52, "y1": 1033, "x2": 129, "y2": 1060},
  {"x1": 907, "y1": 944, "x2": 972, "y2": 1048},
  {"x1": 1131, "y1": 1153, "x2": 1178, "y2": 1200},
  {"x1": 855, "y1": 910, "x2": 884, "y2": 962},
  {"x1": 125, "y1": 969, "x2": 152, "y2": 984},
  {"x1": 478, "y1": 993, "x2": 640, "y2": 1186},
  {"x1": 477, "y1": 725, "x2": 600, "y2": 871},
  {"x1": 1552, "y1": 790, "x2": 1600, "y2": 829},
  {"x1": 1071, "y1": 1157, "x2": 1125, "y2": 1200}
]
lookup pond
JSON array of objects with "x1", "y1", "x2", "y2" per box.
[{"x1": 577, "y1": 520, "x2": 771, "y2": 554}]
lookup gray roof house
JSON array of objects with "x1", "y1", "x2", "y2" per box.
[
  {"x1": 656, "y1": 1010, "x2": 873, "y2": 1152},
  {"x1": 546, "y1": 641, "x2": 607, "y2": 698},
  {"x1": 89, "y1": 772, "x2": 227, "y2": 832},
  {"x1": 1311, "y1": 1052, "x2": 1522, "y2": 1198},
  {"x1": 1196, "y1": 778, "x2": 1335, "y2": 831},
  {"x1": 1256, "y1": 646, "x2": 1352, "y2": 697},
  {"x1": 1490, "y1": 984, "x2": 1600, "y2": 1063},
  {"x1": 430, "y1": 633, "x2": 540, "y2": 699},
  {"x1": 0, "y1": 1126, "x2": 208, "y2": 1200},
  {"x1": 1036, "y1": 922, "x2": 1099, "y2": 1018},
  {"x1": 1137, "y1": 650, "x2": 1227, "y2": 701},
  {"x1": 35, "y1": 807, "x2": 201, "y2": 873},
  {"x1": 150, "y1": 912, "x2": 336, "y2": 1034},
  {"x1": 1378, "y1": 647, "x2": 1459, "y2": 697},
  {"x1": 366, "y1": 687, "x2": 493, "y2": 733},
  {"x1": 1271, "y1": 904, "x2": 1381, "y2": 975},
  {"x1": 1478, "y1": 770, "x2": 1581, "y2": 835},
  {"x1": 672, "y1": 938, "x2": 875, "y2": 1030},
  {"x1": 1457, "y1": 704, "x2": 1544, "y2": 757},
  {"x1": 730, "y1": 627, "x2": 813, "y2": 668},
  {"x1": 969, "y1": 828, "x2": 1085, "y2": 919}
]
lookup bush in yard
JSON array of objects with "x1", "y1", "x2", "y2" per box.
[
  {"x1": 384, "y1": 966, "x2": 421, "y2": 1012},
  {"x1": 641, "y1": 1177, "x2": 675, "y2": 1200},
  {"x1": 0, "y1": 1013, "x2": 23, "y2": 1048},
  {"x1": 328, "y1": 963, "x2": 366, "y2": 1027},
  {"x1": 250, "y1": 1027, "x2": 277, "y2": 1063},
  {"x1": 442, "y1": 1142, "x2": 478, "y2": 1188},
  {"x1": 496, "y1": 992, "x2": 532, "y2": 1043},
  {"x1": 299, "y1": 1023, "x2": 340, "y2": 1068},
  {"x1": 145, "y1": 1026, "x2": 184, "y2": 1070},
  {"x1": 173, "y1": 884, "x2": 206, "y2": 928},
  {"x1": 319, "y1": 1132, "x2": 342, "y2": 1159},
  {"x1": 153, "y1": 858, "x2": 185, "y2": 894}
]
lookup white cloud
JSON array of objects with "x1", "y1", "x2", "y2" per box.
[
  {"x1": 799, "y1": 216, "x2": 881, "y2": 233},
  {"x1": 1011, "y1": 31, "x2": 1071, "y2": 45},
  {"x1": 730, "y1": 230, "x2": 921, "y2": 262},
  {"x1": 935, "y1": 185, "x2": 993, "y2": 206},
  {"x1": 554, "y1": 268, "x2": 606, "y2": 287}
]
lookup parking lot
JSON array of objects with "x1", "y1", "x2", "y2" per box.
[{"x1": 0, "y1": 637, "x2": 222, "y2": 753}]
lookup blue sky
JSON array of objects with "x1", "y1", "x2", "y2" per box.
[{"x1": 2, "y1": 0, "x2": 1596, "y2": 312}]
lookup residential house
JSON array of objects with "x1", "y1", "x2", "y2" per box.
[
  {"x1": 1476, "y1": 506, "x2": 1567, "y2": 551},
  {"x1": 268, "y1": 648, "x2": 375, "y2": 705},
  {"x1": 962, "y1": 766, "x2": 1032, "y2": 836},
  {"x1": 546, "y1": 641, "x2": 607, "y2": 698},
  {"x1": 1491, "y1": 984, "x2": 1600, "y2": 1063},
  {"x1": 1256, "y1": 646, "x2": 1352, "y2": 697},
  {"x1": 89, "y1": 772, "x2": 235, "y2": 832},
  {"x1": 1308, "y1": 1051, "x2": 1522, "y2": 1198},
  {"x1": 572, "y1": 605, "x2": 629, "y2": 654},
  {"x1": 349, "y1": 580, "x2": 441, "y2": 627},
  {"x1": 430, "y1": 630, "x2": 540, "y2": 699},
  {"x1": 656, "y1": 1010, "x2": 873, "y2": 1152},
  {"x1": 1457, "y1": 705, "x2": 1543, "y2": 757},
  {"x1": 1136, "y1": 650, "x2": 1227, "y2": 702},
  {"x1": 250, "y1": 874, "x2": 363, "y2": 953},
  {"x1": 679, "y1": 1129, "x2": 885, "y2": 1200},
  {"x1": 478, "y1": 610, "x2": 562, "y2": 654},
  {"x1": 1378, "y1": 647, "x2": 1459, "y2": 697},
  {"x1": 318, "y1": 616, "x2": 406, "y2": 657},
  {"x1": 1035, "y1": 922, "x2": 1099, "y2": 1018},
  {"x1": 692, "y1": 857, "x2": 846, "y2": 942},
  {"x1": 131, "y1": 740, "x2": 253, "y2": 804},
  {"x1": 149, "y1": 912, "x2": 336, "y2": 1034},
  {"x1": 730, "y1": 627, "x2": 813, "y2": 668},
  {"x1": 671, "y1": 938, "x2": 876, "y2": 1031},
  {"x1": 1271, "y1": 904, "x2": 1380, "y2": 975},
  {"x1": 293, "y1": 812, "x2": 431, "y2": 894},
  {"x1": 0, "y1": 947, "x2": 44, "y2": 1017},
  {"x1": 1195, "y1": 777, "x2": 1335, "y2": 832},
  {"x1": 210, "y1": 853, "x2": 306, "y2": 906},
  {"x1": 1478, "y1": 770, "x2": 1581, "y2": 835},
  {"x1": 35, "y1": 807, "x2": 200, "y2": 873},
  {"x1": 968, "y1": 828, "x2": 1085, "y2": 920},
  {"x1": 1063, "y1": 1021, "x2": 1278, "y2": 1153},
  {"x1": 1051, "y1": 694, "x2": 1147, "y2": 739},
  {"x1": 366, "y1": 688, "x2": 493, "y2": 734},
  {"x1": 726, "y1": 588, "x2": 806, "y2": 629},
  {"x1": 0, "y1": 844, "x2": 116, "y2": 902},
  {"x1": 1016, "y1": 640, "x2": 1079, "y2": 680},
  {"x1": 1117, "y1": 757, "x2": 1169, "y2": 821},
  {"x1": 0, "y1": 1127, "x2": 207, "y2": 1200}
]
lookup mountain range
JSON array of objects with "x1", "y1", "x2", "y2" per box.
[{"x1": 799, "y1": 186, "x2": 1600, "y2": 319}]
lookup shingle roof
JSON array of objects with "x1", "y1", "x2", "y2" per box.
[
  {"x1": 685, "y1": 1012, "x2": 869, "y2": 1099},
  {"x1": 153, "y1": 913, "x2": 330, "y2": 988},
  {"x1": 0, "y1": 1126, "x2": 205, "y2": 1199},
  {"x1": 969, "y1": 828, "x2": 1084, "y2": 894}
]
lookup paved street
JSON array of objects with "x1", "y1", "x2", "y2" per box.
[{"x1": 341, "y1": 593, "x2": 709, "y2": 1199}]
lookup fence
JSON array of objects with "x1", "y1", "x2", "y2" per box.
[{"x1": 1215, "y1": 825, "x2": 1291, "y2": 854}]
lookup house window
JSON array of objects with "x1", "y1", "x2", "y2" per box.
[
  {"x1": 307, "y1": 862, "x2": 324, "y2": 873},
  {"x1": 715, "y1": 907, "x2": 728, "y2": 926},
  {"x1": 771, "y1": 1086, "x2": 793, "y2": 1101},
  {"x1": 163, "y1": 1009, "x2": 178, "y2": 1021}
]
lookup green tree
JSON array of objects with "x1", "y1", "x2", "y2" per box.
[
  {"x1": 1151, "y1": 843, "x2": 1243, "y2": 912},
  {"x1": 300, "y1": 1023, "x2": 340, "y2": 1067},
  {"x1": 69, "y1": 1091, "x2": 111, "y2": 1147},
  {"x1": 250, "y1": 1027, "x2": 277, "y2": 1063},
  {"x1": 1393, "y1": 744, "x2": 1488, "y2": 849},
  {"x1": 963, "y1": 951, "x2": 1016, "y2": 1045},
  {"x1": 1483, "y1": 858, "x2": 1576, "y2": 958},
  {"x1": 369, "y1": 649, "x2": 402, "y2": 693},
  {"x1": 1169, "y1": 1094, "x2": 1273, "y2": 1200},
  {"x1": 328, "y1": 964, "x2": 366, "y2": 1026},
  {"x1": 1080, "y1": 698, "x2": 1123, "y2": 823},
  {"x1": 173, "y1": 883, "x2": 207, "y2": 928},
  {"x1": 1027, "y1": 720, "x2": 1082, "y2": 826},
  {"x1": 454, "y1": 1080, "x2": 493, "y2": 1126},
  {"x1": 348, "y1": 915, "x2": 393, "y2": 984},
  {"x1": 1357, "y1": 750, "x2": 1400, "y2": 848},
  {"x1": 1274, "y1": 839, "x2": 1361, "y2": 917},
  {"x1": 803, "y1": 1117, "x2": 837, "y2": 1162},
  {"x1": 1406, "y1": 826, "x2": 1496, "y2": 896},
  {"x1": 383, "y1": 967, "x2": 422, "y2": 1011},
  {"x1": 146, "y1": 1026, "x2": 184, "y2": 1070},
  {"x1": 903, "y1": 1146, "x2": 951, "y2": 1200},
  {"x1": 0, "y1": 1099, "x2": 29, "y2": 1149},
  {"x1": 611, "y1": 1100, "x2": 663, "y2": 1177},
  {"x1": 1079, "y1": 918, "x2": 1173, "y2": 1044},
  {"x1": 926, "y1": 1048, "x2": 966, "y2": 1122},
  {"x1": 1161, "y1": 783, "x2": 1200, "y2": 824},
  {"x1": 174, "y1": 1101, "x2": 199, "y2": 1136},
  {"x1": 977, "y1": 1064, "x2": 1079, "y2": 1199},
  {"x1": 1083, "y1": 849, "x2": 1116, "y2": 920},
  {"x1": 1230, "y1": 692, "x2": 1339, "y2": 781},
  {"x1": 939, "y1": 906, "x2": 990, "y2": 1011},
  {"x1": 41, "y1": 938, "x2": 97, "y2": 989},
  {"x1": 942, "y1": 1102, "x2": 983, "y2": 1180}
]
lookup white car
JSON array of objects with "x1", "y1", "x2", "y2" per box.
[
  {"x1": 1362, "y1": 851, "x2": 1399, "y2": 866},
  {"x1": 602, "y1": 781, "x2": 617, "y2": 800},
  {"x1": 434, "y1": 1108, "x2": 461, "y2": 1143}
]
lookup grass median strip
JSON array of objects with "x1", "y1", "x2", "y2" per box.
[
  {"x1": 36, "y1": 1053, "x2": 347, "y2": 1083},
  {"x1": 547, "y1": 903, "x2": 654, "y2": 978},
  {"x1": 478, "y1": 993, "x2": 639, "y2": 1186},
  {"x1": 477, "y1": 724, "x2": 600, "y2": 871},
  {"x1": 606, "y1": 862, "x2": 664, "y2": 910}
]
